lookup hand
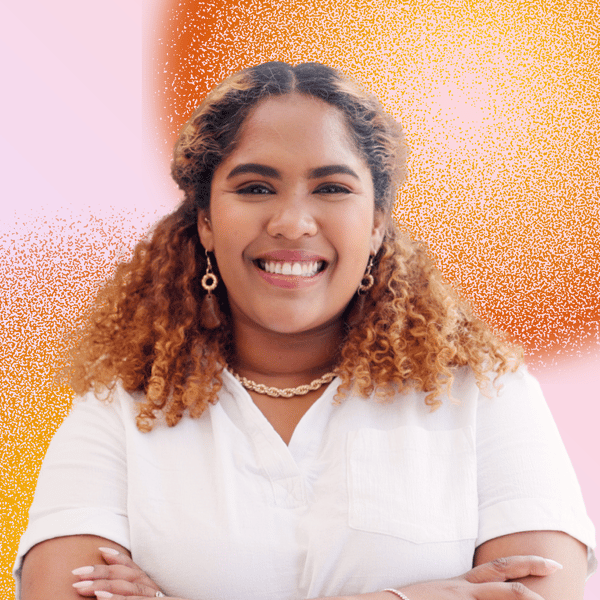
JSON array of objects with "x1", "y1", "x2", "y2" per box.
[
  {"x1": 71, "y1": 547, "x2": 165, "y2": 598},
  {"x1": 396, "y1": 555, "x2": 563, "y2": 599},
  {"x1": 91, "y1": 596, "x2": 186, "y2": 600}
]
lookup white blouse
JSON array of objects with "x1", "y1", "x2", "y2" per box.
[{"x1": 14, "y1": 367, "x2": 596, "y2": 599}]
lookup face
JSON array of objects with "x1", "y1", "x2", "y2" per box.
[{"x1": 198, "y1": 93, "x2": 385, "y2": 335}]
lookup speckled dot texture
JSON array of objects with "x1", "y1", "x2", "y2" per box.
[
  {"x1": 0, "y1": 209, "x2": 159, "y2": 594},
  {"x1": 148, "y1": 0, "x2": 599, "y2": 363},
  {"x1": 2, "y1": 0, "x2": 598, "y2": 596}
]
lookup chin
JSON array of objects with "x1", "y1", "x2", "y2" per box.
[
  {"x1": 259, "y1": 318, "x2": 321, "y2": 336},
  {"x1": 257, "y1": 308, "x2": 343, "y2": 336},
  {"x1": 230, "y1": 297, "x2": 348, "y2": 336}
]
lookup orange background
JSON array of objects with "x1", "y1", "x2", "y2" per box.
[{"x1": 148, "y1": 0, "x2": 599, "y2": 361}]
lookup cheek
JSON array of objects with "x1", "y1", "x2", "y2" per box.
[
  {"x1": 333, "y1": 213, "x2": 375, "y2": 261},
  {"x1": 210, "y1": 210, "x2": 254, "y2": 255}
]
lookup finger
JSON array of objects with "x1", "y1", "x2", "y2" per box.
[
  {"x1": 99, "y1": 547, "x2": 142, "y2": 569},
  {"x1": 96, "y1": 592, "x2": 184, "y2": 600},
  {"x1": 72, "y1": 581, "x2": 98, "y2": 597},
  {"x1": 73, "y1": 565, "x2": 144, "y2": 582},
  {"x1": 96, "y1": 549, "x2": 160, "y2": 588},
  {"x1": 72, "y1": 579, "x2": 161, "y2": 597},
  {"x1": 464, "y1": 555, "x2": 563, "y2": 584},
  {"x1": 474, "y1": 580, "x2": 548, "y2": 600}
]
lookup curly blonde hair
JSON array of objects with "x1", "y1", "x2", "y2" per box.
[{"x1": 69, "y1": 62, "x2": 521, "y2": 431}]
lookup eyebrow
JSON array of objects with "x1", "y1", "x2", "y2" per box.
[
  {"x1": 226, "y1": 163, "x2": 281, "y2": 180},
  {"x1": 308, "y1": 165, "x2": 360, "y2": 179},
  {"x1": 226, "y1": 163, "x2": 360, "y2": 180}
]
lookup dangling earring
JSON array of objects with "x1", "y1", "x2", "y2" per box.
[
  {"x1": 357, "y1": 256, "x2": 375, "y2": 294},
  {"x1": 200, "y1": 249, "x2": 221, "y2": 329}
]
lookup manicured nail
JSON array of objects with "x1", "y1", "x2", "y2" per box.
[
  {"x1": 545, "y1": 559, "x2": 563, "y2": 569},
  {"x1": 98, "y1": 547, "x2": 119, "y2": 555},
  {"x1": 94, "y1": 592, "x2": 113, "y2": 599},
  {"x1": 72, "y1": 580, "x2": 93, "y2": 589},
  {"x1": 72, "y1": 566, "x2": 94, "y2": 575}
]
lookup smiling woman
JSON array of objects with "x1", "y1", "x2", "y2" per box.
[
  {"x1": 201, "y1": 93, "x2": 383, "y2": 337},
  {"x1": 15, "y1": 62, "x2": 595, "y2": 600}
]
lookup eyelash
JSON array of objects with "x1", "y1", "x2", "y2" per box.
[
  {"x1": 235, "y1": 184, "x2": 351, "y2": 195},
  {"x1": 315, "y1": 184, "x2": 351, "y2": 195},
  {"x1": 236, "y1": 184, "x2": 273, "y2": 195}
]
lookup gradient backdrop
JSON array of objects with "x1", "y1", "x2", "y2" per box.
[{"x1": 1, "y1": 1, "x2": 598, "y2": 597}]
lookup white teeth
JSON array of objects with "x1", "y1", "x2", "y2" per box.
[{"x1": 259, "y1": 260, "x2": 323, "y2": 277}]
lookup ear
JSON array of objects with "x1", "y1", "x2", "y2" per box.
[
  {"x1": 369, "y1": 209, "x2": 386, "y2": 255},
  {"x1": 197, "y1": 212, "x2": 215, "y2": 252}
]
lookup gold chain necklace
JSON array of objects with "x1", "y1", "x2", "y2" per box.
[{"x1": 230, "y1": 369, "x2": 337, "y2": 398}]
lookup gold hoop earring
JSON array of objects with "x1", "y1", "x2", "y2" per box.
[
  {"x1": 200, "y1": 250, "x2": 221, "y2": 329},
  {"x1": 357, "y1": 256, "x2": 375, "y2": 294},
  {"x1": 201, "y1": 252, "x2": 218, "y2": 292}
]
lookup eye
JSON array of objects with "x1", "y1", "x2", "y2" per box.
[
  {"x1": 315, "y1": 183, "x2": 351, "y2": 195},
  {"x1": 236, "y1": 183, "x2": 274, "y2": 195}
]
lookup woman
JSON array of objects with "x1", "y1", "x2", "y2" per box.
[{"x1": 15, "y1": 62, "x2": 595, "y2": 599}]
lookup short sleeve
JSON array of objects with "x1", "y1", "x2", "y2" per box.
[
  {"x1": 13, "y1": 390, "x2": 131, "y2": 598},
  {"x1": 476, "y1": 367, "x2": 597, "y2": 577}
]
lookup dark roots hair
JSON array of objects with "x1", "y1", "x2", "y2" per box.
[
  {"x1": 171, "y1": 62, "x2": 408, "y2": 215},
  {"x1": 68, "y1": 61, "x2": 521, "y2": 431}
]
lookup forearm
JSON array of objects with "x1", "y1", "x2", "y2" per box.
[
  {"x1": 21, "y1": 535, "x2": 129, "y2": 600},
  {"x1": 317, "y1": 550, "x2": 580, "y2": 600},
  {"x1": 66, "y1": 534, "x2": 590, "y2": 600},
  {"x1": 473, "y1": 531, "x2": 589, "y2": 600}
]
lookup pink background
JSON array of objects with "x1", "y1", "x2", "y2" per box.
[{"x1": 0, "y1": 1, "x2": 597, "y2": 598}]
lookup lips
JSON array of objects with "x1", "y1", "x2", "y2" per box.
[
  {"x1": 253, "y1": 250, "x2": 329, "y2": 278},
  {"x1": 256, "y1": 259, "x2": 325, "y2": 277}
]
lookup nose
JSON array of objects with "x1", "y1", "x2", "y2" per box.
[{"x1": 266, "y1": 194, "x2": 318, "y2": 239}]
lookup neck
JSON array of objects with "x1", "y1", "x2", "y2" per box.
[{"x1": 230, "y1": 313, "x2": 343, "y2": 385}]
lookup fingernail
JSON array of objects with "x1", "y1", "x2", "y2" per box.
[
  {"x1": 72, "y1": 580, "x2": 93, "y2": 589},
  {"x1": 98, "y1": 547, "x2": 120, "y2": 555},
  {"x1": 94, "y1": 592, "x2": 113, "y2": 599},
  {"x1": 72, "y1": 566, "x2": 94, "y2": 575},
  {"x1": 546, "y1": 559, "x2": 563, "y2": 569}
]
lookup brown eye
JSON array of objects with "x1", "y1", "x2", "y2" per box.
[
  {"x1": 237, "y1": 184, "x2": 274, "y2": 195},
  {"x1": 315, "y1": 184, "x2": 351, "y2": 194}
]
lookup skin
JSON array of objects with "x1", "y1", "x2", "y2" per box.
[
  {"x1": 200, "y1": 93, "x2": 385, "y2": 338},
  {"x1": 198, "y1": 93, "x2": 385, "y2": 442},
  {"x1": 471, "y1": 530, "x2": 588, "y2": 598},
  {"x1": 21, "y1": 95, "x2": 590, "y2": 598},
  {"x1": 21, "y1": 536, "x2": 131, "y2": 600}
]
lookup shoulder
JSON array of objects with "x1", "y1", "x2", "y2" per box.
[
  {"x1": 66, "y1": 383, "x2": 147, "y2": 426},
  {"x1": 450, "y1": 363, "x2": 540, "y2": 398},
  {"x1": 346, "y1": 365, "x2": 553, "y2": 438},
  {"x1": 43, "y1": 383, "x2": 152, "y2": 461},
  {"x1": 473, "y1": 365, "x2": 558, "y2": 433}
]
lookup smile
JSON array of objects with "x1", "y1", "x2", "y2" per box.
[{"x1": 255, "y1": 260, "x2": 326, "y2": 277}]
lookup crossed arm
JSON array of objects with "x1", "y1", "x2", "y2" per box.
[{"x1": 21, "y1": 530, "x2": 589, "y2": 600}]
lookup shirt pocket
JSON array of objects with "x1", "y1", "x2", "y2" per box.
[{"x1": 347, "y1": 426, "x2": 478, "y2": 544}]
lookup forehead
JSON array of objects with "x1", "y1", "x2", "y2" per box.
[{"x1": 230, "y1": 93, "x2": 360, "y2": 161}]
